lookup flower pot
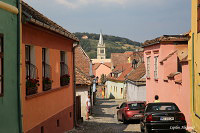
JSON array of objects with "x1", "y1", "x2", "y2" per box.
[
  {"x1": 26, "y1": 87, "x2": 38, "y2": 95},
  {"x1": 43, "y1": 83, "x2": 52, "y2": 91}
]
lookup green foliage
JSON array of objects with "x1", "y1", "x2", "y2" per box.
[
  {"x1": 74, "y1": 32, "x2": 142, "y2": 58},
  {"x1": 100, "y1": 74, "x2": 107, "y2": 84},
  {"x1": 26, "y1": 78, "x2": 40, "y2": 89},
  {"x1": 79, "y1": 39, "x2": 91, "y2": 52}
]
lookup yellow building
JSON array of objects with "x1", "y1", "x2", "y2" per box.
[{"x1": 188, "y1": 0, "x2": 200, "y2": 132}]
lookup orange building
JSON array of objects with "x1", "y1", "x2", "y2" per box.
[{"x1": 21, "y1": 2, "x2": 79, "y2": 133}]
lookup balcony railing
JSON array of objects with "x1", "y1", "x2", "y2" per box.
[
  {"x1": 43, "y1": 63, "x2": 52, "y2": 91},
  {"x1": 26, "y1": 63, "x2": 39, "y2": 96},
  {"x1": 60, "y1": 63, "x2": 70, "y2": 86}
]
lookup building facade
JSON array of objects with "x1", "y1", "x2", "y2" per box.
[
  {"x1": 75, "y1": 45, "x2": 92, "y2": 118},
  {"x1": 92, "y1": 62, "x2": 111, "y2": 83},
  {"x1": 105, "y1": 63, "x2": 133, "y2": 99},
  {"x1": 188, "y1": 0, "x2": 200, "y2": 131},
  {"x1": 143, "y1": 35, "x2": 192, "y2": 129},
  {"x1": 0, "y1": 1, "x2": 22, "y2": 132},
  {"x1": 125, "y1": 63, "x2": 146, "y2": 102},
  {"x1": 21, "y1": 2, "x2": 78, "y2": 132}
]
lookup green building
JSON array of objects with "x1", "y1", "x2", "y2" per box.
[{"x1": 0, "y1": 0, "x2": 22, "y2": 132}]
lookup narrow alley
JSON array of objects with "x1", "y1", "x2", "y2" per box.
[{"x1": 67, "y1": 99, "x2": 141, "y2": 133}]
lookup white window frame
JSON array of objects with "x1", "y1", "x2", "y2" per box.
[
  {"x1": 146, "y1": 56, "x2": 150, "y2": 78},
  {"x1": 154, "y1": 56, "x2": 158, "y2": 79}
]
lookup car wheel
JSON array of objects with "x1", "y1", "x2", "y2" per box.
[{"x1": 122, "y1": 115, "x2": 128, "y2": 124}]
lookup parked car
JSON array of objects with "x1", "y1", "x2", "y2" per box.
[
  {"x1": 116, "y1": 101, "x2": 146, "y2": 123},
  {"x1": 140, "y1": 102, "x2": 187, "y2": 133}
]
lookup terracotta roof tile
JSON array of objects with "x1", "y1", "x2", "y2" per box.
[
  {"x1": 75, "y1": 67, "x2": 92, "y2": 85},
  {"x1": 93, "y1": 63, "x2": 101, "y2": 70},
  {"x1": 126, "y1": 63, "x2": 146, "y2": 81},
  {"x1": 104, "y1": 62, "x2": 111, "y2": 68},
  {"x1": 75, "y1": 45, "x2": 92, "y2": 85},
  {"x1": 92, "y1": 62, "x2": 111, "y2": 70},
  {"x1": 143, "y1": 35, "x2": 189, "y2": 47},
  {"x1": 111, "y1": 51, "x2": 143, "y2": 68},
  {"x1": 22, "y1": 1, "x2": 79, "y2": 42},
  {"x1": 107, "y1": 63, "x2": 133, "y2": 82}
]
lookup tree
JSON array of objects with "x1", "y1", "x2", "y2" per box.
[
  {"x1": 100, "y1": 74, "x2": 107, "y2": 85},
  {"x1": 79, "y1": 39, "x2": 91, "y2": 52}
]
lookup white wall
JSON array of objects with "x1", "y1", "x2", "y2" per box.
[
  {"x1": 126, "y1": 81, "x2": 146, "y2": 102},
  {"x1": 76, "y1": 86, "x2": 89, "y2": 117},
  {"x1": 105, "y1": 80, "x2": 126, "y2": 99}
]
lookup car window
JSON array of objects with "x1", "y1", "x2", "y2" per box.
[
  {"x1": 120, "y1": 103, "x2": 124, "y2": 108},
  {"x1": 128, "y1": 103, "x2": 145, "y2": 110},
  {"x1": 146, "y1": 104, "x2": 180, "y2": 112},
  {"x1": 120, "y1": 103, "x2": 126, "y2": 109}
]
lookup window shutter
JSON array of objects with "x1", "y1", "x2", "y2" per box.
[{"x1": 198, "y1": 0, "x2": 200, "y2": 32}]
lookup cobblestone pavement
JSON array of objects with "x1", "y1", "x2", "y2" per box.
[{"x1": 67, "y1": 99, "x2": 141, "y2": 133}]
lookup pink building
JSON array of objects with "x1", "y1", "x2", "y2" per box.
[
  {"x1": 92, "y1": 62, "x2": 111, "y2": 83},
  {"x1": 143, "y1": 35, "x2": 192, "y2": 128}
]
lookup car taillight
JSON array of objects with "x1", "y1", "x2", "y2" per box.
[
  {"x1": 124, "y1": 107, "x2": 130, "y2": 111},
  {"x1": 179, "y1": 113, "x2": 185, "y2": 121},
  {"x1": 146, "y1": 114, "x2": 153, "y2": 122}
]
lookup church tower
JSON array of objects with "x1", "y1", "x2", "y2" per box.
[{"x1": 97, "y1": 32, "x2": 106, "y2": 59}]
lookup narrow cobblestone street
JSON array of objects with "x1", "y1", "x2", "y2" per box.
[{"x1": 67, "y1": 99, "x2": 141, "y2": 133}]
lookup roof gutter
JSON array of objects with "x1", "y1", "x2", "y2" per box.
[{"x1": 142, "y1": 42, "x2": 160, "y2": 48}]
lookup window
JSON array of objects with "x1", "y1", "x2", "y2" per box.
[
  {"x1": 60, "y1": 51, "x2": 69, "y2": 86},
  {"x1": 100, "y1": 49, "x2": 104, "y2": 54},
  {"x1": 0, "y1": 35, "x2": 3, "y2": 96},
  {"x1": 146, "y1": 57, "x2": 150, "y2": 78},
  {"x1": 198, "y1": 0, "x2": 200, "y2": 32},
  {"x1": 26, "y1": 45, "x2": 31, "y2": 79},
  {"x1": 154, "y1": 56, "x2": 158, "y2": 79},
  {"x1": 121, "y1": 88, "x2": 123, "y2": 94},
  {"x1": 42, "y1": 48, "x2": 52, "y2": 91},
  {"x1": 120, "y1": 103, "x2": 127, "y2": 109},
  {"x1": 25, "y1": 45, "x2": 38, "y2": 95},
  {"x1": 177, "y1": 58, "x2": 182, "y2": 73},
  {"x1": 42, "y1": 48, "x2": 46, "y2": 78}
]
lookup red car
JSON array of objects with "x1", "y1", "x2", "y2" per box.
[{"x1": 117, "y1": 101, "x2": 146, "y2": 123}]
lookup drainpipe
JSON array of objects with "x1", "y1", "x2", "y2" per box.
[
  {"x1": 17, "y1": 0, "x2": 23, "y2": 132},
  {"x1": 0, "y1": 1, "x2": 19, "y2": 14},
  {"x1": 192, "y1": 33, "x2": 195, "y2": 112},
  {"x1": 72, "y1": 42, "x2": 79, "y2": 127}
]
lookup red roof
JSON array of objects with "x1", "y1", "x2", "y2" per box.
[
  {"x1": 143, "y1": 35, "x2": 189, "y2": 47},
  {"x1": 22, "y1": 1, "x2": 79, "y2": 42},
  {"x1": 75, "y1": 45, "x2": 92, "y2": 85},
  {"x1": 126, "y1": 63, "x2": 146, "y2": 82},
  {"x1": 111, "y1": 51, "x2": 143, "y2": 68},
  {"x1": 107, "y1": 63, "x2": 133, "y2": 82}
]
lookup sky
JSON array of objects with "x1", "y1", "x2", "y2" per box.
[{"x1": 23, "y1": 0, "x2": 191, "y2": 42}]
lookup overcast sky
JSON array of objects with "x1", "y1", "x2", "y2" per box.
[{"x1": 23, "y1": 0, "x2": 191, "y2": 42}]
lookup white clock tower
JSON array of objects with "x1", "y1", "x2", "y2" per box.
[{"x1": 97, "y1": 32, "x2": 106, "y2": 59}]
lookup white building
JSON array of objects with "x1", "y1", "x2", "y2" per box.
[{"x1": 125, "y1": 63, "x2": 146, "y2": 101}]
